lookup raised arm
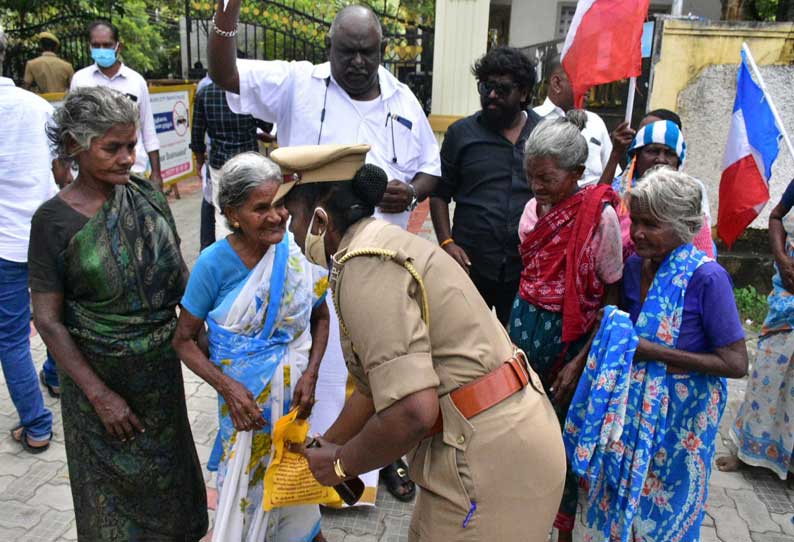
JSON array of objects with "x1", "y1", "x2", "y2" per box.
[
  {"x1": 208, "y1": 0, "x2": 242, "y2": 93},
  {"x1": 598, "y1": 121, "x2": 635, "y2": 185}
]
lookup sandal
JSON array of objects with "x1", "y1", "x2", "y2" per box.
[
  {"x1": 10, "y1": 425, "x2": 50, "y2": 454},
  {"x1": 381, "y1": 459, "x2": 416, "y2": 502},
  {"x1": 39, "y1": 370, "x2": 60, "y2": 398}
]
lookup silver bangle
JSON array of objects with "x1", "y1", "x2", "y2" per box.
[{"x1": 212, "y1": 14, "x2": 238, "y2": 38}]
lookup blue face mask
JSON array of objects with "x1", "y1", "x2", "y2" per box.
[{"x1": 91, "y1": 47, "x2": 117, "y2": 68}]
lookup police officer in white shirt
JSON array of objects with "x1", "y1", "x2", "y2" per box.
[
  {"x1": 209, "y1": 1, "x2": 440, "y2": 507},
  {"x1": 208, "y1": 2, "x2": 440, "y2": 230},
  {"x1": 70, "y1": 20, "x2": 163, "y2": 190},
  {"x1": 533, "y1": 55, "x2": 613, "y2": 187}
]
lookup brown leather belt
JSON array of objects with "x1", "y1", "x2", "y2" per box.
[{"x1": 426, "y1": 351, "x2": 531, "y2": 437}]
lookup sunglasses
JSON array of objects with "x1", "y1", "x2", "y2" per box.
[{"x1": 478, "y1": 80, "x2": 518, "y2": 97}]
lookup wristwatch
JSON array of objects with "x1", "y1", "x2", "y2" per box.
[{"x1": 406, "y1": 183, "x2": 419, "y2": 212}]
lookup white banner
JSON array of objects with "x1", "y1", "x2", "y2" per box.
[{"x1": 150, "y1": 85, "x2": 195, "y2": 184}]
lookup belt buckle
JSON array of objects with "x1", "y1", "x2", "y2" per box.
[
  {"x1": 513, "y1": 348, "x2": 530, "y2": 381},
  {"x1": 514, "y1": 348, "x2": 544, "y2": 395}
]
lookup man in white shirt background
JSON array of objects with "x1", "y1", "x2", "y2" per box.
[
  {"x1": 208, "y1": 2, "x2": 440, "y2": 504},
  {"x1": 70, "y1": 20, "x2": 163, "y2": 189},
  {"x1": 209, "y1": 3, "x2": 440, "y2": 230},
  {"x1": 533, "y1": 55, "x2": 613, "y2": 187},
  {"x1": 0, "y1": 28, "x2": 67, "y2": 453}
]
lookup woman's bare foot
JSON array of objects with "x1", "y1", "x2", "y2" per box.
[
  {"x1": 716, "y1": 454, "x2": 743, "y2": 472},
  {"x1": 206, "y1": 486, "x2": 218, "y2": 511}
]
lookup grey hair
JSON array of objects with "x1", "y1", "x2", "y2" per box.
[
  {"x1": 218, "y1": 152, "x2": 282, "y2": 231},
  {"x1": 47, "y1": 86, "x2": 139, "y2": 160},
  {"x1": 524, "y1": 109, "x2": 588, "y2": 171},
  {"x1": 328, "y1": 5, "x2": 383, "y2": 41},
  {"x1": 630, "y1": 167, "x2": 704, "y2": 244},
  {"x1": 0, "y1": 28, "x2": 6, "y2": 66}
]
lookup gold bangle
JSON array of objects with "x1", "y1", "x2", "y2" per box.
[
  {"x1": 440, "y1": 238, "x2": 454, "y2": 248},
  {"x1": 333, "y1": 452, "x2": 348, "y2": 480}
]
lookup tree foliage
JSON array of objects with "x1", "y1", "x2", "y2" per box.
[{"x1": 2, "y1": 0, "x2": 435, "y2": 80}]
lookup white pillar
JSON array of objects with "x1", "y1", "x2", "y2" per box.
[
  {"x1": 431, "y1": 0, "x2": 491, "y2": 118},
  {"x1": 180, "y1": 16, "x2": 189, "y2": 79}
]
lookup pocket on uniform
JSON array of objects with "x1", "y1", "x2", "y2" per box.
[{"x1": 455, "y1": 448, "x2": 477, "y2": 508}]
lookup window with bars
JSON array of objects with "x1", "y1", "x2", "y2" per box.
[
  {"x1": 557, "y1": 4, "x2": 577, "y2": 38},
  {"x1": 556, "y1": 3, "x2": 670, "y2": 39}
]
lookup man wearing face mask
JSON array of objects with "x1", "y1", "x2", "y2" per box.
[
  {"x1": 70, "y1": 20, "x2": 163, "y2": 190},
  {"x1": 208, "y1": 1, "x2": 440, "y2": 504},
  {"x1": 430, "y1": 47, "x2": 540, "y2": 326}
]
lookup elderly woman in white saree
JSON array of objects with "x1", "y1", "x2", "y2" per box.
[{"x1": 173, "y1": 152, "x2": 330, "y2": 541}]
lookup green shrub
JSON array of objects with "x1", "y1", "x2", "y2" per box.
[{"x1": 734, "y1": 286, "x2": 768, "y2": 332}]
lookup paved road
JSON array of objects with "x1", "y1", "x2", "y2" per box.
[{"x1": 2, "y1": 178, "x2": 793, "y2": 541}]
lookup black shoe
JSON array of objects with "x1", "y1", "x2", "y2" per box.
[{"x1": 381, "y1": 459, "x2": 416, "y2": 502}]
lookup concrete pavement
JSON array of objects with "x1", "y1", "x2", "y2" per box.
[{"x1": 1, "y1": 178, "x2": 793, "y2": 541}]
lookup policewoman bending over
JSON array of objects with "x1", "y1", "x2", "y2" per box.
[{"x1": 273, "y1": 144, "x2": 566, "y2": 541}]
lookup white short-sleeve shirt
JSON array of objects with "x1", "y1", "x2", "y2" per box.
[
  {"x1": 227, "y1": 60, "x2": 440, "y2": 229},
  {"x1": 533, "y1": 97, "x2": 614, "y2": 187},
  {"x1": 0, "y1": 78, "x2": 58, "y2": 262},
  {"x1": 70, "y1": 64, "x2": 160, "y2": 175}
]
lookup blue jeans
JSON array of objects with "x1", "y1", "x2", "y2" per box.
[
  {"x1": 0, "y1": 258, "x2": 53, "y2": 440},
  {"x1": 42, "y1": 352, "x2": 58, "y2": 388},
  {"x1": 200, "y1": 198, "x2": 216, "y2": 252}
]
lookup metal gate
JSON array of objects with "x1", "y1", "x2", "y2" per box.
[
  {"x1": 1, "y1": 2, "x2": 113, "y2": 82},
  {"x1": 185, "y1": 1, "x2": 434, "y2": 113}
]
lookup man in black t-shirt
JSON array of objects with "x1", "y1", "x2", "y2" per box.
[{"x1": 430, "y1": 47, "x2": 539, "y2": 325}]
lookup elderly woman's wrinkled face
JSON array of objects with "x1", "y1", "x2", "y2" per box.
[
  {"x1": 227, "y1": 181, "x2": 288, "y2": 247},
  {"x1": 629, "y1": 198, "x2": 682, "y2": 262},
  {"x1": 527, "y1": 156, "x2": 581, "y2": 207},
  {"x1": 635, "y1": 144, "x2": 680, "y2": 178},
  {"x1": 77, "y1": 123, "x2": 136, "y2": 186}
]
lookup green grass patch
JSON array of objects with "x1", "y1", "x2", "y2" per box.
[{"x1": 734, "y1": 286, "x2": 768, "y2": 333}]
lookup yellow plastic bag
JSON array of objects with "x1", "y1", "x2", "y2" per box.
[{"x1": 262, "y1": 408, "x2": 343, "y2": 511}]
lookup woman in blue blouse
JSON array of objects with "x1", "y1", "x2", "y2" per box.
[{"x1": 172, "y1": 152, "x2": 330, "y2": 541}]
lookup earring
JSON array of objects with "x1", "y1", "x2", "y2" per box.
[{"x1": 233, "y1": 222, "x2": 240, "y2": 229}]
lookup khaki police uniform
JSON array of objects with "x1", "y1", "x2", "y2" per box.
[
  {"x1": 331, "y1": 218, "x2": 565, "y2": 541},
  {"x1": 270, "y1": 144, "x2": 566, "y2": 541},
  {"x1": 24, "y1": 52, "x2": 74, "y2": 93}
]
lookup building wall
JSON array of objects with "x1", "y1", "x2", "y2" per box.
[
  {"x1": 504, "y1": 0, "x2": 722, "y2": 49},
  {"x1": 430, "y1": 0, "x2": 490, "y2": 124},
  {"x1": 508, "y1": 0, "x2": 563, "y2": 48},
  {"x1": 649, "y1": 19, "x2": 794, "y2": 230}
]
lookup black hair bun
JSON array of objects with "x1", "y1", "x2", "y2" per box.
[{"x1": 351, "y1": 164, "x2": 388, "y2": 206}]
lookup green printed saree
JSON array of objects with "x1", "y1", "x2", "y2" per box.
[{"x1": 59, "y1": 178, "x2": 207, "y2": 541}]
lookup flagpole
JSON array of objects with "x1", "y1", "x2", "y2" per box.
[
  {"x1": 624, "y1": 77, "x2": 637, "y2": 124},
  {"x1": 741, "y1": 42, "x2": 794, "y2": 163}
]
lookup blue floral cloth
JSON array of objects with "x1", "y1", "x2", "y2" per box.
[
  {"x1": 565, "y1": 244, "x2": 725, "y2": 542},
  {"x1": 732, "y1": 231, "x2": 794, "y2": 479},
  {"x1": 564, "y1": 305, "x2": 636, "y2": 501}
]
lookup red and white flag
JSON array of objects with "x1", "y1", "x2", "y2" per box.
[
  {"x1": 717, "y1": 49, "x2": 782, "y2": 248},
  {"x1": 561, "y1": 0, "x2": 650, "y2": 108}
]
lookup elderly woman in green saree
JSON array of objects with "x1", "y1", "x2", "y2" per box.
[{"x1": 29, "y1": 86, "x2": 208, "y2": 541}]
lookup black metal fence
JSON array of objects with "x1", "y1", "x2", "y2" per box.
[
  {"x1": 520, "y1": 38, "x2": 651, "y2": 131},
  {"x1": 186, "y1": 1, "x2": 434, "y2": 113},
  {"x1": 1, "y1": 2, "x2": 112, "y2": 83}
]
